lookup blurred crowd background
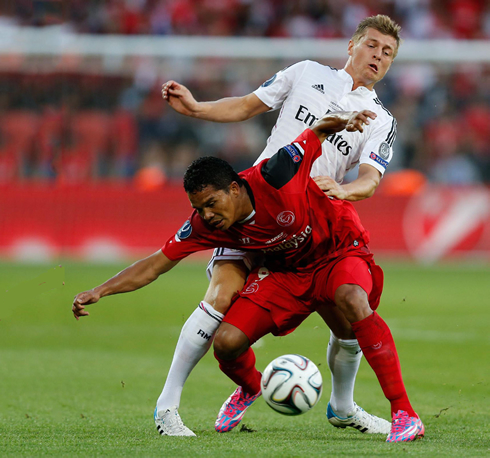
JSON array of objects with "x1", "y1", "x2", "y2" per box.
[
  {"x1": 8, "y1": 0, "x2": 490, "y2": 39},
  {"x1": 1, "y1": 0, "x2": 490, "y2": 187}
]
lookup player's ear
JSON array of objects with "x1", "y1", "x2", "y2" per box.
[
  {"x1": 229, "y1": 181, "x2": 240, "y2": 197},
  {"x1": 347, "y1": 39, "x2": 354, "y2": 56}
]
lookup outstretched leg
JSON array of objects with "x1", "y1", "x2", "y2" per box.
[{"x1": 154, "y1": 260, "x2": 246, "y2": 436}]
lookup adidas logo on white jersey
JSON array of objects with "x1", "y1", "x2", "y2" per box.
[{"x1": 312, "y1": 84, "x2": 325, "y2": 94}]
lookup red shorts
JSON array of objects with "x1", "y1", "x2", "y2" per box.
[{"x1": 223, "y1": 248, "x2": 384, "y2": 342}]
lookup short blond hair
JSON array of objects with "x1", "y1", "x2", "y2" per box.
[{"x1": 352, "y1": 15, "x2": 402, "y2": 57}]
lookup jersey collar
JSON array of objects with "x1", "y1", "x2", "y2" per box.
[
  {"x1": 339, "y1": 69, "x2": 378, "y2": 98},
  {"x1": 238, "y1": 209, "x2": 256, "y2": 224},
  {"x1": 238, "y1": 179, "x2": 256, "y2": 224},
  {"x1": 339, "y1": 68, "x2": 353, "y2": 84}
]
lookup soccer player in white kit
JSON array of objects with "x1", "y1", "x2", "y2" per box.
[{"x1": 157, "y1": 15, "x2": 400, "y2": 437}]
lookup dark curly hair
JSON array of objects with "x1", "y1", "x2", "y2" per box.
[{"x1": 184, "y1": 156, "x2": 244, "y2": 194}]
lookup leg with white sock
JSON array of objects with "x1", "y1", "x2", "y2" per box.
[
  {"x1": 318, "y1": 303, "x2": 361, "y2": 416},
  {"x1": 154, "y1": 301, "x2": 222, "y2": 437},
  {"x1": 156, "y1": 301, "x2": 223, "y2": 411},
  {"x1": 154, "y1": 260, "x2": 247, "y2": 436},
  {"x1": 318, "y1": 304, "x2": 390, "y2": 434},
  {"x1": 327, "y1": 331, "x2": 362, "y2": 416}
]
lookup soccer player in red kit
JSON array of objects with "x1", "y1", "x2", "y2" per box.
[{"x1": 72, "y1": 111, "x2": 423, "y2": 442}]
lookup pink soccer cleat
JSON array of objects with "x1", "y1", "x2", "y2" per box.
[
  {"x1": 386, "y1": 410, "x2": 425, "y2": 442},
  {"x1": 215, "y1": 386, "x2": 261, "y2": 433}
]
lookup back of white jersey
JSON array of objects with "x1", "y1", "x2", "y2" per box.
[{"x1": 253, "y1": 60, "x2": 397, "y2": 182}]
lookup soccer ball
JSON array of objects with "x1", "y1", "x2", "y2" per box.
[{"x1": 261, "y1": 354, "x2": 322, "y2": 415}]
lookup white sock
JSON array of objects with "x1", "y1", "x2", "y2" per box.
[
  {"x1": 156, "y1": 301, "x2": 224, "y2": 412},
  {"x1": 327, "y1": 331, "x2": 362, "y2": 417}
]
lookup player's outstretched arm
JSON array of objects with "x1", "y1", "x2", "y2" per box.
[
  {"x1": 311, "y1": 110, "x2": 377, "y2": 142},
  {"x1": 162, "y1": 80, "x2": 269, "y2": 122},
  {"x1": 72, "y1": 250, "x2": 179, "y2": 320}
]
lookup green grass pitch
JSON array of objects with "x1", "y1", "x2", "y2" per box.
[{"x1": 0, "y1": 259, "x2": 489, "y2": 457}]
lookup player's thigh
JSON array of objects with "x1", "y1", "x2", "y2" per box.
[
  {"x1": 326, "y1": 257, "x2": 373, "y2": 300},
  {"x1": 220, "y1": 297, "x2": 278, "y2": 347},
  {"x1": 204, "y1": 260, "x2": 248, "y2": 314}
]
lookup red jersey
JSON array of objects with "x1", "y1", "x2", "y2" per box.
[{"x1": 162, "y1": 128, "x2": 369, "y2": 271}]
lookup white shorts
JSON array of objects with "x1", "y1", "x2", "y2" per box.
[{"x1": 206, "y1": 248, "x2": 264, "y2": 280}]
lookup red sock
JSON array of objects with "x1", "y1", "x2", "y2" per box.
[
  {"x1": 352, "y1": 311, "x2": 415, "y2": 417},
  {"x1": 214, "y1": 348, "x2": 261, "y2": 396}
]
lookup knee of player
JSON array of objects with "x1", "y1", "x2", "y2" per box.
[
  {"x1": 204, "y1": 288, "x2": 236, "y2": 314},
  {"x1": 334, "y1": 284, "x2": 371, "y2": 321},
  {"x1": 213, "y1": 325, "x2": 248, "y2": 360}
]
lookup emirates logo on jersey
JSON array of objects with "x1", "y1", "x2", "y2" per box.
[{"x1": 276, "y1": 211, "x2": 295, "y2": 227}]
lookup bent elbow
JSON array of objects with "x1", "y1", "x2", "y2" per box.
[{"x1": 367, "y1": 184, "x2": 377, "y2": 198}]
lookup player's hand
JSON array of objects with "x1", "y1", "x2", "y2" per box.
[
  {"x1": 72, "y1": 290, "x2": 100, "y2": 320},
  {"x1": 313, "y1": 176, "x2": 348, "y2": 200},
  {"x1": 161, "y1": 80, "x2": 199, "y2": 116},
  {"x1": 313, "y1": 110, "x2": 377, "y2": 140},
  {"x1": 345, "y1": 110, "x2": 377, "y2": 133}
]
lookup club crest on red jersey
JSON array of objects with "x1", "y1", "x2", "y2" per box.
[
  {"x1": 242, "y1": 282, "x2": 259, "y2": 294},
  {"x1": 276, "y1": 211, "x2": 295, "y2": 227}
]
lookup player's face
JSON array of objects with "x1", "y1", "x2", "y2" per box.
[
  {"x1": 188, "y1": 184, "x2": 238, "y2": 231},
  {"x1": 347, "y1": 28, "x2": 397, "y2": 89}
]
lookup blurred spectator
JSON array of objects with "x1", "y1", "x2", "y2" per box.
[
  {"x1": 1, "y1": 0, "x2": 489, "y2": 40},
  {"x1": 424, "y1": 110, "x2": 482, "y2": 184},
  {"x1": 430, "y1": 153, "x2": 482, "y2": 184},
  {"x1": 134, "y1": 141, "x2": 167, "y2": 190}
]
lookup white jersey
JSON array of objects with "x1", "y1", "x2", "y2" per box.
[{"x1": 253, "y1": 60, "x2": 397, "y2": 182}]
